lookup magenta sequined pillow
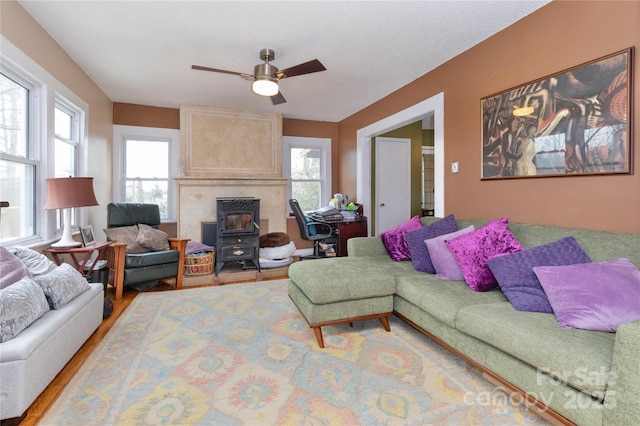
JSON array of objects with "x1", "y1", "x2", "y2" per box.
[
  {"x1": 445, "y1": 217, "x2": 523, "y2": 292},
  {"x1": 380, "y1": 215, "x2": 422, "y2": 261}
]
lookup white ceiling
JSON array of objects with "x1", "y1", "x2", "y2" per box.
[{"x1": 18, "y1": 0, "x2": 550, "y2": 122}]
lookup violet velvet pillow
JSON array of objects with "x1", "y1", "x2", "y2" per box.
[
  {"x1": 533, "y1": 258, "x2": 640, "y2": 332},
  {"x1": 380, "y1": 215, "x2": 422, "y2": 261},
  {"x1": 487, "y1": 237, "x2": 592, "y2": 313},
  {"x1": 425, "y1": 225, "x2": 476, "y2": 280},
  {"x1": 445, "y1": 217, "x2": 524, "y2": 292},
  {"x1": 404, "y1": 214, "x2": 457, "y2": 273}
]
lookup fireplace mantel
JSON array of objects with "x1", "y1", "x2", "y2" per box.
[{"x1": 175, "y1": 177, "x2": 288, "y2": 243}]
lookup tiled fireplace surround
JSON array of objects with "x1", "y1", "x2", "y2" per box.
[{"x1": 175, "y1": 105, "x2": 287, "y2": 242}]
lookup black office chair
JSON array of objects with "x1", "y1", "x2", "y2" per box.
[{"x1": 289, "y1": 199, "x2": 334, "y2": 259}]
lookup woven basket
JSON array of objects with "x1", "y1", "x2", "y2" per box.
[{"x1": 184, "y1": 251, "x2": 214, "y2": 275}]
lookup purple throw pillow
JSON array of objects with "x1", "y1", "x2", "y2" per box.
[
  {"x1": 380, "y1": 215, "x2": 422, "y2": 261},
  {"x1": 534, "y1": 258, "x2": 640, "y2": 332},
  {"x1": 425, "y1": 225, "x2": 476, "y2": 280},
  {"x1": 0, "y1": 247, "x2": 31, "y2": 289},
  {"x1": 404, "y1": 214, "x2": 458, "y2": 273},
  {"x1": 487, "y1": 237, "x2": 592, "y2": 313},
  {"x1": 445, "y1": 217, "x2": 524, "y2": 292}
]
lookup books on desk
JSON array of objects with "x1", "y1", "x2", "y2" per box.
[
  {"x1": 340, "y1": 210, "x2": 359, "y2": 220},
  {"x1": 314, "y1": 206, "x2": 340, "y2": 216},
  {"x1": 311, "y1": 212, "x2": 343, "y2": 222}
]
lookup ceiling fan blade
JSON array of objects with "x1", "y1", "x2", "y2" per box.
[
  {"x1": 270, "y1": 92, "x2": 287, "y2": 105},
  {"x1": 277, "y1": 59, "x2": 326, "y2": 79},
  {"x1": 192, "y1": 65, "x2": 252, "y2": 80}
]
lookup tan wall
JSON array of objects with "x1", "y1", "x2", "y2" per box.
[
  {"x1": 337, "y1": 0, "x2": 640, "y2": 234},
  {"x1": 1, "y1": 0, "x2": 113, "y2": 235}
]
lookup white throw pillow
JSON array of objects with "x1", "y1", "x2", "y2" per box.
[
  {"x1": 33, "y1": 263, "x2": 90, "y2": 309},
  {"x1": 11, "y1": 246, "x2": 58, "y2": 276},
  {"x1": 0, "y1": 276, "x2": 50, "y2": 342}
]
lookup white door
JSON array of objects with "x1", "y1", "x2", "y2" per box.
[{"x1": 375, "y1": 137, "x2": 411, "y2": 234}]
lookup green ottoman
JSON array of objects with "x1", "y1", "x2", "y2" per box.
[{"x1": 288, "y1": 257, "x2": 396, "y2": 348}]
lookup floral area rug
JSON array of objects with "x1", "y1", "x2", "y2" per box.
[{"x1": 42, "y1": 279, "x2": 546, "y2": 425}]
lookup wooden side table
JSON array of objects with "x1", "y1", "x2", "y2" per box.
[{"x1": 44, "y1": 241, "x2": 111, "y2": 278}]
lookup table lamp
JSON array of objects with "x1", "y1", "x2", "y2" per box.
[{"x1": 44, "y1": 177, "x2": 99, "y2": 248}]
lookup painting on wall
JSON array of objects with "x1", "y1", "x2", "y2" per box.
[{"x1": 481, "y1": 48, "x2": 633, "y2": 179}]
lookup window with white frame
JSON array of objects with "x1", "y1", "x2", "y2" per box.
[
  {"x1": 53, "y1": 100, "x2": 82, "y2": 229},
  {"x1": 283, "y1": 136, "x2": 332, "y2": 213},
  {"x1": 1, "y1": 36, "x2": 90, "y2": 247},
  {"x1": 54, "y1": 102, "x2": 79, "y2": 178},
  {"x1": 0, "y1": 70, "x2": 37, "y2": 244},
  {"x1": 113, "y1": 126, "x2": 180, "y2": 221}
]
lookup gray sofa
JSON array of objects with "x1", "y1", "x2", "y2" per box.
[
  {"x1": 288, "y1": 217, "x2": 640, "y2": 425},
  {"x1": 0, "y1": 256, "x2": 103, "y2": 420}
]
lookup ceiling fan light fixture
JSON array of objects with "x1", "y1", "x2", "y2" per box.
[
  {"x1": 252, "y1": 78, "x2": 279, "y2": 97},
  {"x1": 252, "y1": 62, "x2": 279, "y2": 97},
  {"x1": 192, "y1": 48, "x2": 326, "y2": 105}
]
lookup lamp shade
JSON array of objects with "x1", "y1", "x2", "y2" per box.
[{"x1": 44, "y1": 177, "x2": 99, "y2": 210}]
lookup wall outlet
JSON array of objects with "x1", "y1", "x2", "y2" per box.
[{"x1": 451, "y1": 161, "x2": 459, "y2": 174}]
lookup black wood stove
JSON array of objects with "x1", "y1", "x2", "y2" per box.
[{"x1": 214, "y1": 197, "x2": 261, "y2": 283}]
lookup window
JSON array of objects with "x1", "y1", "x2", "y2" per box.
[
  {"x1": 1, "y1": 37, "x2": 90, "y2": 247},
  {"x1": 54, "y1": 102, "x2": 79, "y2": 177},
  {"x1": 113, "y1": 126, "x2": 180, "y2": 221},
  {"x1": 283, "y1": 136, "x2": 331, "y2": 213},
  {"x1": 0, "y1": 71, "x2": 37, "y2": 244},
  {"x1": 125, "y1": 139, "x2": 169, "y2": 216},
  {"x1": 53, "y1": 101, "x2": 82, "y2": 229}
]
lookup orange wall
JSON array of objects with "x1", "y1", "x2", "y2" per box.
[
  {"x1": 338, "y1": 0, "x2": 640, "y2": 234},
  {"x1": 113, "y1": 103, "x2": 180, "y2": 129}
]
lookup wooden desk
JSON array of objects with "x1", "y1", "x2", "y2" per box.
[
  {"x1": 318, "y1": 216, "x2": 368, "y2": 257},
  {"x1": 44, "y1": 242, "x2": 111, "y2": 277}
]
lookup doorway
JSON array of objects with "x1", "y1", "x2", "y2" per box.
[{"x1": 356, "y1": 92, "x2": 444, "y2": 235}]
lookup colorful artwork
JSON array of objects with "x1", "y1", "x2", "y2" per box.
[{"x1": 481, "y1": 48, "x2": 632, "y2": 179}]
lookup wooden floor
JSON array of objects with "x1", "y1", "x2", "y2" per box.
[{"x1": 3, "y1": 272, "x2": 288, "y2": 426}]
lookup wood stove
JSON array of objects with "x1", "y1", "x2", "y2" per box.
[{"x1": 215, "y1": 197, "x2": 261, "y2": 283}]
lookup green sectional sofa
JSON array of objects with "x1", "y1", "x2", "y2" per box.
[{"x1": 288, "y1": 217, "x2": 640, "y2": 425}]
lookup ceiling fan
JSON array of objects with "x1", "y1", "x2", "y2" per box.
[{"x1": 192, "y1": 48, "x2": 326, "y2": 105}]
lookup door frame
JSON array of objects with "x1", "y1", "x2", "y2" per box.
[{"x1": 356, "y1": 92, "x2": 444, "y2": 234}]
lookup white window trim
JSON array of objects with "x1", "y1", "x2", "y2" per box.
[
  {"x1": 1, "y1": 36, "x2": 89, "y2": 247},
  {"x1": 282, "y1": 136, "x2": 332, "y2": 214},
  {"x1": 112, "y1": 125, "x2": 180, "y2": 222}
]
